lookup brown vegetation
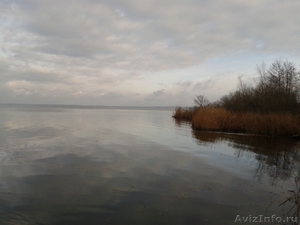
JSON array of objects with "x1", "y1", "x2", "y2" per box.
[
  {"x1": 192, "y1": 107, "x2": 300, "y2": 136},
  {"x1": 173, "y1": 59, "x2": 300, "y2": 137},
  {"x1": 172, "y1": 107, "x2": 195, "y2": 120},
  {"x1": 173, "y1": 106, "x2": 300, "y2": 136}
]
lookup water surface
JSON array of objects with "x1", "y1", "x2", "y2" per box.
[{"x1": 0, "y1": 105, "x2": 299, "y2": 224}]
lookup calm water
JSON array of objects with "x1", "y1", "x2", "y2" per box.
[{"x1": 0, "y1": 105, "x2": 300, "y2": 225}]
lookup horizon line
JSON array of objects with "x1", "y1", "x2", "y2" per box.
[{"x1": 0, "y1": 103, "x2": 183, "y2": 108}]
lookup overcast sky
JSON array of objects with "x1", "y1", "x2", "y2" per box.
[{"x1": 1, "y1": 0, "x2": 300, "y2": 106}]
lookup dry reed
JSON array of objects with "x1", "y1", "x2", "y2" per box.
[
  {"x1": 172, "y1": 107, "x2": 195, "y2": 120},
  {"x1": 191, "y1": 107, "x2": 300, "y2": 136}
]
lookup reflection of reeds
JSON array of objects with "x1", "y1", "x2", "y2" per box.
[
  {"x1": 174, "y1": 118, "x2": 191, "y2": 127},
  {"x1": 191, "y1": 107, "x2": 300, "y2": 136}
]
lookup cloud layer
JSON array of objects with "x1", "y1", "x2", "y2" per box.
[{"x1": 1, "y1": 0, "x2": 300, "y2": 105}]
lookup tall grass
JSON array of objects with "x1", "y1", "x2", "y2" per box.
[
  {"x1": 172, "y1": 107, "x2": 195, "y2": 120},
  {"x1": 191, "y1": 107, "x2": 300, "y2": 136}
]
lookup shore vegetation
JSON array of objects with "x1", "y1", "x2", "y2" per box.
[{"x1": 173, "y1": 60, "x2": 300, "y2": 137}]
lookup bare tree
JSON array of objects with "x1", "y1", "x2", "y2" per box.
[
  {"x1": 266, "y1": 60, "x2": 300, "y2": 96},
  {"x1": 194, "y1": 95, "x2": 210, "y2": 108},
  {"x1": 220, "y1": 60, "x2": 300, "y2": 114},
  {"x1": 256, "y1": 62, "x2": 268, "y2": 93}
]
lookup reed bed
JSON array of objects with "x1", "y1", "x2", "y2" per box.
[
  {"x1": 172, "y1": 107, "x2": 195, "y2": 120},
  {"x1": 191, "y1": 107, "x2": 300, "y2": 136},
  {"x1": 173, "y1": 106, "x2": 300, "y2": 136}
]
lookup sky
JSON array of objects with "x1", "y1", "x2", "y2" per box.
[{"x1": 0, "y1": 0, "x2": 300, "y2": 106}]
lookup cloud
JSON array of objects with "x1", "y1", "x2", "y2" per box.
[
  {"x1": 0, "y1": 0, "x2": 300, "y2": 105},
  {"x1": 152, "y1": 89, "x2": 165, "y2": 97},
  {"x1": 193, "y1": 79, "x2": 217, "y2": 91}
]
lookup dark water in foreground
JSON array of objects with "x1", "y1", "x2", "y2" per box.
[{"x1": 0, "y1": 105, "x2": 300, "y2": 225}]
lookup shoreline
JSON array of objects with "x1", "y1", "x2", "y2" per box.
[{"x1": 173, "y1": 107, "x2": 300, "y2": 139}]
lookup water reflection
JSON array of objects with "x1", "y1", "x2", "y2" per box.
[
  {"x1": 1, "y1": 105, "x2": 300, "y2": 224},
  {"x1": 173, "y1": 118, "x2": 191, "y2": 128},
  {"x1": 192, "y1": 129, "x2": 300, "y2": 224},
  {"x1": 192, "y1": 130, "x2": 300, "y2": 185},
  {"x1": 1, "y1": 132, "x2": 250, "y2": 225}
]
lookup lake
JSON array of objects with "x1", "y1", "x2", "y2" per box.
[{"x1": 0, "y1": 104, "x2": 299, "y2": 225}]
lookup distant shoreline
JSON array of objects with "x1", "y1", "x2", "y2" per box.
[{"x1": 0, "y1": 103, "x2": 175, "y2": 111}]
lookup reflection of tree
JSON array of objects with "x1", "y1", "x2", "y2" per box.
[
  {"x1": 254, "y1": 151, "x2": 296, "y2": 185},
  {"x1": 192, "y1": 130, "x2": 300, "y2": 185}
]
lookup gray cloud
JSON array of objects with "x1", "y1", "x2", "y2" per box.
[
  {"x1": 152, "y1": 89, "x2": 165, "y2": 97},
  {"x1": 193, "y1": 79, "x2": 216, "y2": 91},
  {"x1": 0, "y1": 0, "x2": 300, "y2": 105}
]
